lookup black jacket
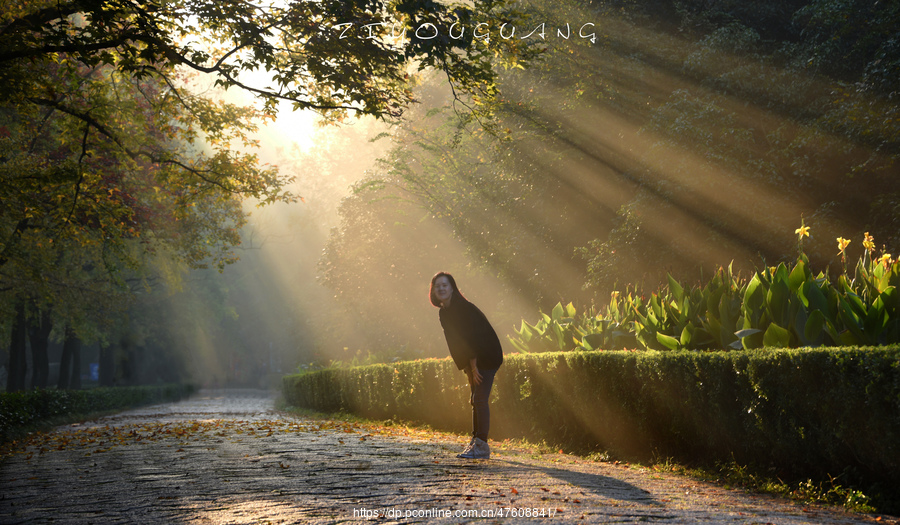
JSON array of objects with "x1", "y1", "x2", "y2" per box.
[{"x1": 439, "y1": 297, "x2": 503, "y2": 371}]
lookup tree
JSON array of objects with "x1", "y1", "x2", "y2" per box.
[
  {"x1": 1, "y1": 0, "x2": 537, "y2": 387},
  {"x1": 5, "y1": 302, "x2": 26, "y2": 392},
  {"x1": 57, "y1": 325, "x2": 81, "y2": 390},
  {"x1": 27, "y1": 306, "x2": 52, "y2": 389},
  {"x1": 0, "y1": 57, "x2": 258, "y2": 387}
]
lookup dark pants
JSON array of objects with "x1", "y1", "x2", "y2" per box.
[{"x1": 470, "y1": 368, "x2": 498, "y2": 441}]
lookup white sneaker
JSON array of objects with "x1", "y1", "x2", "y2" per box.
[
  {"x1": 456, "y1": 437, "x2": 476, "y2": 458},
  {"x1": 458, "y1": 437, "x2": 490, "y2": 459}
]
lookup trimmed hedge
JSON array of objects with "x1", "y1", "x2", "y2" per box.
[
  {"x1": 0, "y1": 384, "x2": 196, "y2": 443},
  {"x1": 284, "y1": 347, "x2": 900, "y2": 492}
]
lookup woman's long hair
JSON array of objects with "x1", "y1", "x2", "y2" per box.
[{"x1": 429, "y1": 271, "x2": 467, "y2": 307}]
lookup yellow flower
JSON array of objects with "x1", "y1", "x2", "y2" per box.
[
  {"x1": 863, "y1": 232, "x2": 875, "y2": 252},
  {"x1": 837, "y1": 237, "x2": 851, "y2": 254},
  {"x1": 879, "y1": 254, "x2": 892, "y2": 267},
  {"x1": 795, "y1": 225, "x2": 810, "y2": 238}
]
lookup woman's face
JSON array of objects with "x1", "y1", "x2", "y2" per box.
[{"x1": 433, "y1": 276, "x2": 453, "y2": 306}]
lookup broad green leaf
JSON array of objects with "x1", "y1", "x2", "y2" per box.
[
  {"x1": 843, "y1": 292, "x2": 867, "y2": 320},
  {"x1": 667, "y1": 273, "x2": 684, "y2": 303},
  {"x1": 515, "y1": 321, "x2": 533, "y2": 340},
  {"x1": 773, "y1": 263, "x2": 790, "y2": 286},
  {"x1": 551, "y1": 302, "x2": 565, "y2": 322},
  {"x1": 743, "y1": 273, "x2": 766, "y2": 321},
  {"x1": 788, "y1": 258, "x2": 809, "y2": 293},
  {"x1": 690, "y1": 327, "x2": 715, "y2": 347},
  {"x1": 656, "y1": 332, "x2": 681, "y2": 351},
  {"x1": 582, "y1": 333, "x2": 606, "y2": 351},
  {"x1": 680, "y1": 323, "x2": 694, "y2": 347},
  {"x1": 839, "y1": 299, "x2": 867, "y2": 342},
  {"x1": 763, "y1": 322, "x2": 791, "y2": 348},
  {"x1": 766, "y1": 279, "x2": 790, "y2": 326},
  {"x1": 865, "y1": 295, "x2": 889, "y2": 337},
  {"x1": 740, "y1": 328, "x2": 764, "y2": 350},
  {"x1": 804, "y1": 309, "x2": 826, "y2": 344},
  {"x1": 881, "y1": 286, "x2": 899, "y2": 312},
  {"x1": 799, "y1": 280, "x2": 829, "y2": 313},
  {"x1": 735, "y1": 328, "x2": 762, "y2": 339}
]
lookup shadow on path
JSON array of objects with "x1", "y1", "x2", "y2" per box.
[{"x1": 486, "y1": 458, "x2": 661, "y2": 506}]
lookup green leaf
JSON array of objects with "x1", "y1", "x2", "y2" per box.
[
  {"x1": 763, "y1": 322, "x2": 791, "y2": 348},
  {"x1": 667, "y1": 273, "x2": 684, "y2": 303},
  {"x1": 788, "y1": 258, "x2": 809, "y2": 292},
  {"x1": 551, "y1": 302, "x2": 565, "y2": 322},
  {"x1": 804, "y1": 309, "x2": 826, "y2": 344},
  {"x1": 739, "y1": 328, "x2": 764, "y2": 349},
  {"x1": 680, "y1": 322, "x2": 694, "y2": 347},
  {"x1": 843, "y1": 291, "x2": 867, "y2": 320},
  {"x1": 689, "y1": 327, "x2": 715, "y2": 347},
  {"x1": 735, "y1": 328, "x2": 762, "y2": 339},
  {"x1": 582, "y1": 333, "x2": 606, "y2": 351},
  {"x1": 634, "y1": 321, "x2": 657, "y2": 350},
  {"x1": 515, "y1": 320, "x2": 533, "y2": 339},
  {"x1": 865, "y1": 294, "x2": 889, "y2": 337},
  {"x1": 799, "y1": 280, "x2": 829, "y2": 313},
  {"x1": 766, "y1": 279, "x2": 791, "y2": 326},
  {"x1": 656, "y1": 332, "x2": 681, "y2": 351},
  {"x1": 773, "y1": 263, "x2": 790, "y2": 286},
  {"x1": 743, "y1": 273, "x2": 766, "y2": 321}
]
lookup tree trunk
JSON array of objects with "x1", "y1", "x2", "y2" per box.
[
  {"x1": 99, "y1": 343, "x2": 116, "y2": 387},
  {"x1": 28, "y1": 308, "x2": 52, "y2": 389},
  {"x1": 70, "y1": 335, "x2": 81, "y2": 389},
  {"x1": 58, "y1": 325, "x2": 82, "y2": 390},
  {"x1": 6, "y1": 301, "x2": 27, "y2": 392}
]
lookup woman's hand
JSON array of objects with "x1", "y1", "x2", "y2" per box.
[{"x1": 468, "y1": 358, "x2": 482, "y2": 386}]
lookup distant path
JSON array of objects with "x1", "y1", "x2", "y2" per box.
[{"x1": 0, "y1": 389, "x2": 893, "y2": 524}]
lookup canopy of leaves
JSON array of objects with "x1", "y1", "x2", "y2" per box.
[{"x1": 0, "y1": 0, "x2": 536, "y2": 119}]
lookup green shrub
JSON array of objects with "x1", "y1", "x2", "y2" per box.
[
  {"x1": 283, "y1": 347, "x2": 900, "y2": 502},
  {"x1": 0, "y1": 384, "x2": 196, "y2": 443}
]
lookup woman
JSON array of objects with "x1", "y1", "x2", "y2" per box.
[{"x1": 430, "y1": 272, "x2": 503, "y2": 459}]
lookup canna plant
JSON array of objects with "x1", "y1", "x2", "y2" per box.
[
  {"x1": 509, "y1": 297, "x2": 638, "y2": 353},
  {"x1": 509, "y1": 226, "x2": 900, "y2": 352}
]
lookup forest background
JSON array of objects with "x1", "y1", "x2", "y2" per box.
[{"x1": 2, "y1": 0, "x2": 898, "y2": 389}]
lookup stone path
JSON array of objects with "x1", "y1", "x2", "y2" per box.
[{"x1": 0, "y1": 390, "x2": 895, "y2": 524}]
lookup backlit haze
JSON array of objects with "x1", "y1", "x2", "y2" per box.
[{"x1": 169, "y1": 2, "x2": 898, "y2": 387}]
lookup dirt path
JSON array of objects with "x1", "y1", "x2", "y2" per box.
[{"x1": 0, "y1": 390, "x2": 894, "y2": 524}]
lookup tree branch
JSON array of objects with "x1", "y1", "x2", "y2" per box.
[{"x1": 64, "y1": 123, "x2": 92, "y2": 227}]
